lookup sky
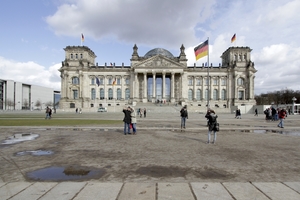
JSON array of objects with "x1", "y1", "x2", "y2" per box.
[{"x1": 1, "y1": 0, "x2": 300, "y2": 95}]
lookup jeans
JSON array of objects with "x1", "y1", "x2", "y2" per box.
[
  {"x1": 208, "y1": 131, "x2": 217, "y2": 143},
  {"x1": 132, "y1": 123, "x2": 136, "y2": 133},
  {"x1": 45, "y1": 113, "x2": 50, "y2": 119},
  {"x1": 278, "y1": 118, "x2": 284, "y2": 127},
  {"x1": 181, "y1": 117, "x2": 186, "y2": 128},
  {"x1": 124, "y1": 123, "x2": 130, "y2": 134}
]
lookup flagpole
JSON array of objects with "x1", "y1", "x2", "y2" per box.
[{"x1": 207, "y1": 37, "x2": 210, "y2": 109}]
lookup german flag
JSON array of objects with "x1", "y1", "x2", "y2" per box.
[
  {"x1": 231, "y1": 34, "x2": 236, "y2": 43},
  {"x1": 112, "y1": 78, "x2": 116, "y2": 86},
  {"x1": 194, "y1": 40, "x2": 208, "y2": 61}
]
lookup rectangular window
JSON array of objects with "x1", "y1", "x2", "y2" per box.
[
  {"x1": 73, "y1": 90, "x2": 78, "y2": 99},
  {"x1": 91, "y1": 78, "x2": 95, "y2": 85},
  {"x1": 213, "y1": 79, "x2": 218, "y2": 85},
  {"x1": 238, "y1": 91, "x2": 244, "y2": 100},
  {"x1": 125, "y1": 78, "x2": 130, "y2": 85},
  {"x1": 221, "y1": 79, "x2": 226, "y2": 86},
  {"x1": 117, "y1": 78, "x2": 121, "y2": 85},
  {"x1": 197, "y1": 79, "x2": 201, "y2": 86},
  {"x1": 188, "y1": 79, "x2": 193, "y2": 86}
]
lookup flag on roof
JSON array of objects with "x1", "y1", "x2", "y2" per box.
[
  {"x1": 194, "y1": 40, "x2": 208, "y2": 61},
  {"x1": 81, "y1": 34, "x2": 84, "y2": 42},
  {"x1": 231, "y1": 34, "x2": 236, "y2": 43}
]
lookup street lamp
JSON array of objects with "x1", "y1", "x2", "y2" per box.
[{"x1": 292, "y1": 97, "x2": 297, "y2": 115}]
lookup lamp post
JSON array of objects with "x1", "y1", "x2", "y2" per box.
[{"x1": 292, "y1": 97, "x2": 297, "y2": 115}]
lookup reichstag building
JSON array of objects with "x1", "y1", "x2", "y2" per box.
[{"x1": 59, "y1": 44, "x2": 257, "y2": 111}]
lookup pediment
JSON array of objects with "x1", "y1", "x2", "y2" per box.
[{"x1": 134, "y1": 55, "x2": 184, "y2": 69}]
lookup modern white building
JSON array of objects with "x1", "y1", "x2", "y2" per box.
[
  {"x1": 59, "y1": 45, "x2": 257, "y2": 112},
  {"x1": 0, "y1": 79, "x2": 58, "y2": 110}
]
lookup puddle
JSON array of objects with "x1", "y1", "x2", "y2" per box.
[
  {"x1": 2, "y1": 133, "x2": 39, "y2": 144},
  {"x1": 16, "y1": 150, "x2": 54, "y2": 156},
  {"x1": 27, "y1": 166, "x2": 106, "y2": 181}
]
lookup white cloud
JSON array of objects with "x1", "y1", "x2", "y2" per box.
[{"x1": 0, "y1": 57, "x2": 61, "y2": 91}]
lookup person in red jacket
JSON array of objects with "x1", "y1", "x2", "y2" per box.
[{"x1": 277, "y1": 108, "x2": 287, "y2": 128}]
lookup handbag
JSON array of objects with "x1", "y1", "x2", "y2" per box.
[{"x1": 215, "y1": 123, "x2": 219, "y2": 132}]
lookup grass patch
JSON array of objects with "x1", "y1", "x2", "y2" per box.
[{"x1": 0, "y1": 119, "x2": 122, "y2": 126}]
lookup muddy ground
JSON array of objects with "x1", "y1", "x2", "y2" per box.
[{"x1": 0, "y1": 112, "x2": 300, "y2": 183}]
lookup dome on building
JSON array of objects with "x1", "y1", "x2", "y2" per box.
[{"x1": 144, "y1": 48, "x2": 174, "y2": 58}]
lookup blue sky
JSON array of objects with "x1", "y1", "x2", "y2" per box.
[{"x1": 1, "y1": 0, "x2": 300, "y2": 95}]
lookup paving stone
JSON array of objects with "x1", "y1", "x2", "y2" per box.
[
  {"x1": 73, "y1": 182, "x2": 122, "y2": 200},
  {"x1": 253, "y1": 182, "x2": 300, "y2": 200},
  {"x1": 191, "y1": 182, "x2": 233, "y2": 200},
  {"x1": 157, "y1": 183, "x2": 194, "y2": 200},
  {"x1": 284, "y1": 182, "x2": 300, "y2": 194},
  {"x1": 118, "y1": 182, "x2": 155, "y2": 200},
  {"x1": 39, "y1": 182, "x2": 86, "y2": 200},
  {"x1": 0, "y1": 182, "x2": 32, "y2": 200},
  {"x1": 9, "y1": 182, "x2": 57, "y2": 200},
  {"x1": 223, "y1": 182, "x2": 269, "y2": 200}
]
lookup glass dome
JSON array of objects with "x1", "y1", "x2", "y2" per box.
[{"x1": 144, "y1": 48, "x2": 174, "y2": 58}]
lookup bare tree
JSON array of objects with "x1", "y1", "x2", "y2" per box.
[
  {"x1": 6, "y1": 99, "x2": 15, "y2": 110},
  {"x1": 35, "y1": 100, "x2": 42, "y2": 110},
  {"x1": 45, "y1": 101, "x2": 53, "y2": 107}
]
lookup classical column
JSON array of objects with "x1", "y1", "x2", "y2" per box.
[
  {"x1": 143, "y1": 72, "x2": 147, "y2": 100},
  {"x1": 201, "y1": 76, "x2": 204, "y2": 101},
  {"x1": 134, "y1": 73, "x2": 138, "y2": 99},
  {"x1": 121, "y1": 75, "x2": 124, "y2": 100},
  {"x1": 152, "y1": 72, "x2": 156, "y2": 100},
  {"x1": 171, "y1": 72, "x2": 175, "y2": 101},
  {"x1": 162, "y1": 72, "x2": 166, "y2": 99},
  {"x1": 218, "y1": 76, "x2": 221, "y2": 100},
  {"x1": 104, "y1": 75, "x2": 107, "y2": 100},
  {"x1": 193, "y1": 76, "x2": 196, "y2": 100}
]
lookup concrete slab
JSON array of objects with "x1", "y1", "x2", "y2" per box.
[
  {"x1": 0, "y1": 182, "x2": 32, "y2": 200},
  {"x1": 157, "y1": 183, "x2": 194, "y2": 200},
  {"x1": 284, "y1": 182, "x2": 300, "y2": 194},
  {"x1": 191, "y1": 182, "x2": 233, "y2": 200},
  {"x1": 222, "y1": 182, "x2": 269, "y2": 200},
  {"x1": 39, "y1": 182, "x2": 86, "y2": 200},
  {"x1": 9, "y1": 182, "x2": 58, "y2": 200},
  {"x1": 253, "y1": 182, "x2": 300, "y2": 200},
  {"x1": 73, "y1": 182, "x2": 122, "y2": 200},
  {"x1": 118, "y1": 182, "x2": 155, "y2": 200}
]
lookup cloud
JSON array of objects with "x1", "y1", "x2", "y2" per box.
[
  {"x1": 46, "y1": 0, "x2": 215, "y2": 48},
  {"x1": 0, "y1": 57, "x2": 61, "y2": 91}
]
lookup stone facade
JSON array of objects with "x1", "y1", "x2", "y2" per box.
[{"x1": 58, "y1": 45, "x2": 257, "y2": 111}]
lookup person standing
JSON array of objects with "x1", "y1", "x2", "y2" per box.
[
  {"x1": 45, "y1": 106, "x2": 50, "y2": 119},
  {"x1": 144, "y1": 108, "x2": 147, "y2": 118},
  {"x1": 278, "y1": 108, "x2": 287, "y2": 128},
  {"x1": 180, "y1": 105, "x2": 188, "y2": 131},
  {"x1": 123, "y1": 106, "x2": 132, "y2": 135},
  {"x1": 130, "y1": 107, "x2": 137, "y2": 135},
  {"x1": 205, "y1": 109, "x2": 218, "y2": 144}
]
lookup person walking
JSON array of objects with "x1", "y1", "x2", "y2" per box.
[
  {"x1": 254, "y1": 108, "x2": 258, "y2": 116},
  {"x1": 205, "y1": 109, "x2": 218, "y2": 144},
  {"x1": 123, "y1": 106, "x2": 132, "y2": 135},
  {"x1": 130, "y1": 107, "x2": 137, "y2": 135},
  {"x1": 144, "y1": 108, "x2": 147, "y2": 118},
  {"x1": 277, "y1": 108, "x2": 287, "y2": 128},
  {"x1": 180, "y1": 105, "x2": 188, "y2": 131},
  {"x1": 45, "y1": 106, "x2": 50, "y2": 119}
]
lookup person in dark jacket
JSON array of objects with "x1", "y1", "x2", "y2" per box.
[
  {"x1": 180, "y1": 105, "x2": 188, "y2": 131},
  {"x1": 205, "y1": 109, "x2": 218, "y2": 144},
  {"x1": 123, "y1": 106, "x2": 132, "y2": 135}
]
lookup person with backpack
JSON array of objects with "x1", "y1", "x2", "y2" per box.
[
  {"x1": 180, "y1": 105, "x2": 188, "y2": 131},
  {"x1": 277, "y1": 108, "x2": 287, "y2": 128},
  {"x1": 205, "y1": 109, "x2": 218, "y2": 144}
]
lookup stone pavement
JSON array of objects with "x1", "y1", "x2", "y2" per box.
[
  {"x1": 1, "y1": 181, "x2": 300, "y2": 199},
  {"x1": 1, "y1": 112, "x2": 300, "y2": 199}
]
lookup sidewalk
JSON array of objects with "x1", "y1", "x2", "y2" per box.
[{"x1": 1, "y1": 113, "x2": 300, "y2": 199}]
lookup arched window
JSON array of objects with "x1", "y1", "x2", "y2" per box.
[
  {"x1": 117, "y1": 88, "x2": 121, "y2": 100},
  {"x1": 196, "y1": 89, "x2": 201, "y2": 101},
  {"x1": 75, "y1": 54, "x2": 78, "y2": 59},
  {"x1": 188, "y1": 89, "x2": 193, "y2": 100},
  {"x1": 72, "y1": 77, "x2": 79, "y2": 85},
  {"x1": 221, "y1": 89, "x2": 227, "y2": 100},
  {"x1": 72, "y1": 90, "x2": 78, "y2": 99},
  {"x1": 237, "y1": 78, "x2": 244, "y2": 86},
  {"x1": 125, "y1": 88, "x2": 130, "y2": 100},
  {"x1": 108, "y1": 88, "x2": 113, "y2": 100},
  {"x1": 213, "y1": 89, "x2": 218, "y2": 100},
  {"x1": 80, "y1": 54, "x2": 83, "y2": 59},
  {"x1": 91, "y1": 88, "x2": 96, "y2": 100},
  {"x1": 70, "y1": 54, "x2": 73, "y2": 59},
  {"x1": 100, "y1": 88, "x2": 105, "y2": 100}
]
